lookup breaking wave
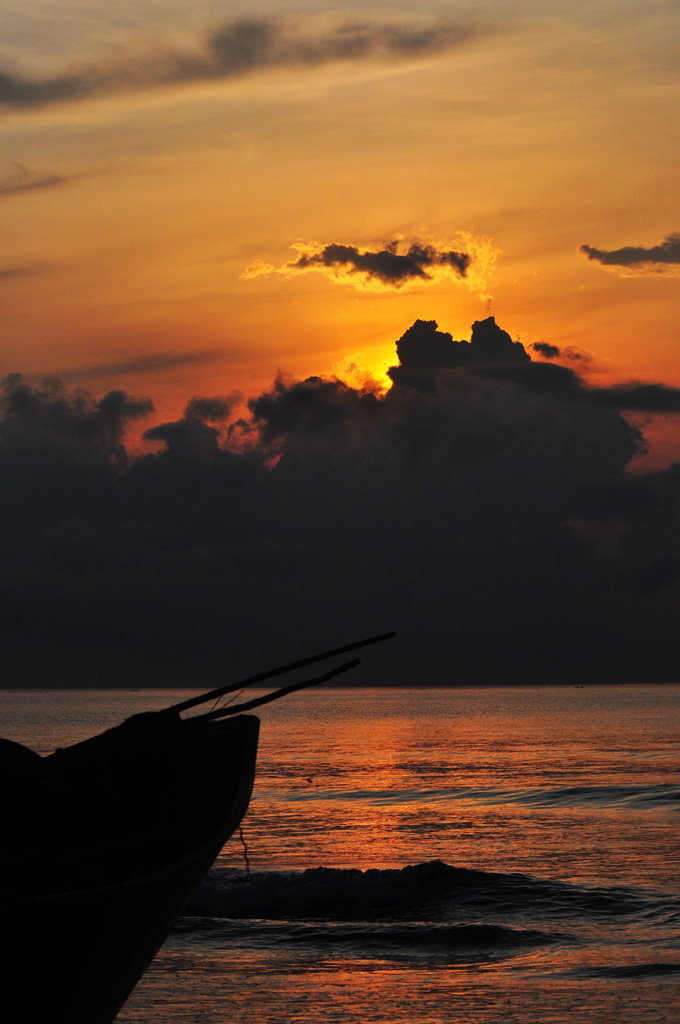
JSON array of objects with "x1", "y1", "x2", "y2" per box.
[{"x1": 186, "y1": 860, "x2": 678, "y2": 924}]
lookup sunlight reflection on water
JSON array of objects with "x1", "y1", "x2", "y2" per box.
[{"x1": 3, "y1": 684, "x2": 679, "y2": 1023}]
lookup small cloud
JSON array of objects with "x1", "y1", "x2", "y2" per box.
[
  {"x1": 580, "y1": 232, "x2": 680, "y2": 276},
  {"x1": 531, "y1": 342, "x2": 591, "y2": 363},
  {"x1": 531, "y1": 342, "x2": 560, "y2": 359},
  {"x1": 184, "y1": 394, "x2": 241, "y2": 421},
  {"x1": 562, "y1": 346, "x2": 591, "y2": 363},
  {"x1": 243, "y1": 233, "x2": 498, "y2": 300},
  {"x1": 242, "y1": 257, "x2": 277, "y2": 278}
]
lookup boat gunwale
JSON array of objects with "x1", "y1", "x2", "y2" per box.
[{"x1": 3, "y1": 714, "x2": 259, "y2": 909}]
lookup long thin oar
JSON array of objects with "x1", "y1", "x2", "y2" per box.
[
  {"x1": 193, "y1": 658, "x2": 361, "y2": 721},
  {"x1": 167, "y1": 631, "x2": 395, "y2": 715}
]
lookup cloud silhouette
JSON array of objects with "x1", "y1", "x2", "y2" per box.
[
  {"x1": 142, "y1": 393, "x2": 241, "y2": 450},
  {"x1": 581, "y1": 232, "x2": 680, "y2": 274},
  {"x1": 1, "y1": 317, "x2": 680, "y2": 687},
  {"x1": 287, "y1": 241, "x2": 469, "y2": 285},
  {"x1": 0, "y1": 17, "x2": 483, "y2": 111},
  {"x1": 531, "y1": 342, "x2": 560, "y2": 359},
  {"x1": 387, "y1": 317, "x2": 529, "y2": 390},
  {"x1": 243, "y1": 236, "x2": 498, "y2": 294},
  {"x1": 0, "y1": 374, "x2": 152, "y2": 450},
  {"x1": 185, "y1": 395, "x2": 241, "y2": 422}
]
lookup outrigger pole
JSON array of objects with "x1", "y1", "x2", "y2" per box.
[
  {"x1": 167, "y1": 631, "x2": 396, "y2": 716},
  {"x1": 193, "y1": 658, "x2": 361, "y2": 721}
]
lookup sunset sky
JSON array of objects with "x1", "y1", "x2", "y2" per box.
[{"x1": 2, "y1": 1, "x2": 679, "y2": 686}]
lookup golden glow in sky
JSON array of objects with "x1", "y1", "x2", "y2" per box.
[{"x1": 1, "y1": 1, "x2": 679, "y2": 453}]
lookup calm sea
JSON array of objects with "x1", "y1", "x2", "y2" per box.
[{"x1": 2, "y1": 685, "x2": 679, "y2": 1023}]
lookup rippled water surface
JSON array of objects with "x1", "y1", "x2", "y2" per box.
[{"x1": 2, "y1": 685, "x2": 679, "y2": 1023}]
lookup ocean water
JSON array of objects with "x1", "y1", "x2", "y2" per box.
[{"x1": 2, "y1": 685, "x2": 679, "y2": 1023}]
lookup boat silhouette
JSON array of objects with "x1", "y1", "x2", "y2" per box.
[{"x1": 1, "y1": 632, "x2": 393, "y2": 1023}]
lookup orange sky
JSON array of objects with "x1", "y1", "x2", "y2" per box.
[{"x1": 2, "y1": 2, "x2": 679, "y2": 460}]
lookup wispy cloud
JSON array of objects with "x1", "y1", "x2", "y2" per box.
[
  {"x1": 580, "y1": 232, "x2": 680, "y2": 276},
  {"x1": 0, "y1": 161, "x2": 69, "y2": 199},
  {"x1": 63, "y1": 350, "x2": 220, "y2": 380},
  {"x1": 0, "y1": 16, "x2": 485, "y2": 112},
  {"x1": 0, "y1": 262, "x2": 45, "y2": 281},
  {"x1": 243, "y1": 234, "x2": 499, "y2": 300}
]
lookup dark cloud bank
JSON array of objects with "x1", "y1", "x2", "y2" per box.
[{"x1": 2, "y1": 317, "x2": 680, "y2": 688}]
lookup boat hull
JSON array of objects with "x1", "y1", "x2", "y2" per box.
[{"x1": 2, "y1": 713, "x2": 259, "y2": 1024}]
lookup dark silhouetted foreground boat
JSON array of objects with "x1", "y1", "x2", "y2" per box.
[{"x1": 1, "y1": 632, "x2": 394, "y2": 1024}]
